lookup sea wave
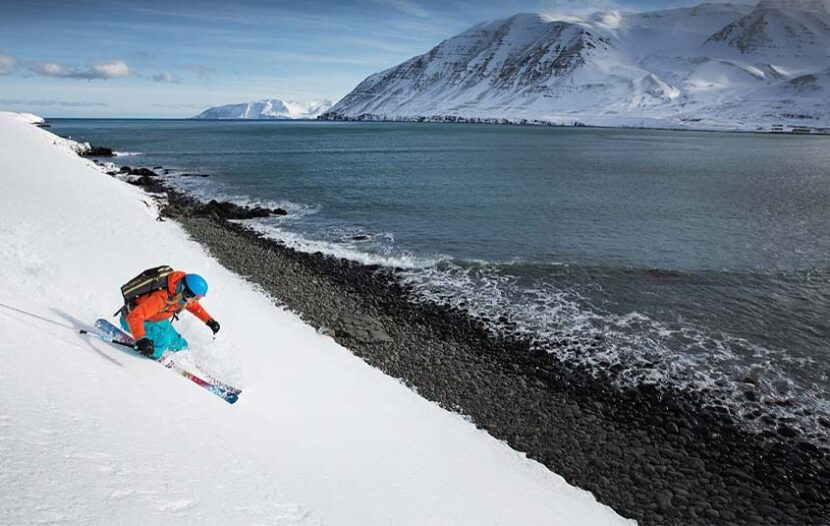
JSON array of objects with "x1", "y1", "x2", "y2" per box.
[
  {"x1": 396, "y1": 259, "x2": 830, "y2": 441},
  {"x1": 247, "y1": 221, "x2": 438, "y2": 270},
  {"x1": 222, "y1": 195, "x2": 319, "y2": 218}
]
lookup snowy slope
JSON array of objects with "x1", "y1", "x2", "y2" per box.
[
  {"x1": 0, "y1": 111, "x2": 633, "y2": 526},
  {"x1": 323, "y1": 0, "x2": 830, "y2": 131},
  {"x1": 195, "y1": 99, "x2": 332, "y2": 120}
]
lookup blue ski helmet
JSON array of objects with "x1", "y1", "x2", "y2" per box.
[{"x1": 184, "y1": 273, "x2": 208, "y2": 298}]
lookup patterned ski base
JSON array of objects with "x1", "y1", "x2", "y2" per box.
[{"x1": 94, "y1": 319, "x2": 241, "y2": 404}]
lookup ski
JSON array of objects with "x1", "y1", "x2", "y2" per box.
[{"x1": 85, "y1": 318, "x2": 241, "y2": 404}]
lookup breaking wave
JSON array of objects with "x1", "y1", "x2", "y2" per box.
[{"x1": 249, "y1": 221, "x2": 438, "y2": 270}]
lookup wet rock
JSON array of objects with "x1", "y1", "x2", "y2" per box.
[
  {"x1": 81, "y1": 145, "x2": 114, "y2": 157},
  {"x1": 119, "y1": 166, "x2": 159, "y2": 177},
  {"x1": 796, "y1": 441, "x2": 821, "y2": 456},
  {"x1": 126, "y1": 175, "x2": 156, "y2": 187},
  {"x1": 801, "y1": 486, "x2": 822, "y2": 503},
  {"x1": 192, "y1": 200, "x2": 286, "y2": 220},
  {"x1": 656, "y1": 490, "x2": 673, "y2": 511},
  {"x1": 201, "y1": 200, "x2": 270, "y2": 219},
  {"x1": 777, "y1": 424, "x2": 799, "y2": 438},
  {"x1": 337, "y1": 315, "x2": 393, "y2": 344},
  {"x1": 317, "y1": 326, "x2": 336, "y2": 337}
]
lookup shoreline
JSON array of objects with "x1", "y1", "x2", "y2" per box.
[
  {"x1": 315, "y1": 114, "x2": 830, "y2": 136},
  {"x1": 137, "y1": 179, "x2": 829, "y2": 526},
  {"x1": 46, "y1": 116, "x2": 830, "y2": 137}
]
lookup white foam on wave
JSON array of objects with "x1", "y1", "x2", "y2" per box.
[
  {"x1": 114, "y1": 151, "x2": 142, "y2": 157},
  {"x1": 246, "y1": 221, "x2": 437, "y2": 270},
  {"x1": 224, "y1": 195, "x2": 318, "y2": 217},
  {"x1": 398, "y1": 259, "x2": 830, "y2": 441}
]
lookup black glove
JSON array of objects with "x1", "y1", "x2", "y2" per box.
[
  {"x1": 206, "y1": 319, "x2": 220, "y2": 335},
  {"x1": 135, "y1": 337, "x2": 155, "y2": 357}
]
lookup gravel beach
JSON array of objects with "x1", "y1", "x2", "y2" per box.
[{"x1": 141, "y1": 177, "x2": 829, "y2": 526}]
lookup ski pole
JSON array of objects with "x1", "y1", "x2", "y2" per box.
[{"x1": 79, "y1": 329, "x2": 136, "y2": 349}]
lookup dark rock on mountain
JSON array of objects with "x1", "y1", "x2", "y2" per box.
[{"x1": 705, "y1": 0, "x2": 830, "y2": 54}]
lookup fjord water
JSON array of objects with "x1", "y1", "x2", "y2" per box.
[{"x1": 52, "y1": 119, "x2": 830, "y2": 437}]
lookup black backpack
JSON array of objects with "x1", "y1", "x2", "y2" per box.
[{"x1": 115, "y1": 265, "x2": 174, "y2": 316}]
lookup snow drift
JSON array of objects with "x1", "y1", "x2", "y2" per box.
[
  {"x1": 322, "y1": 0, "x2": 830, "y2": 131},
  {"x1": 0, "y1": 111, "x2": 632, "y2": 525}
]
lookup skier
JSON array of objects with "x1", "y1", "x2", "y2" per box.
[{"x1": 119, "y1": 271, "x2": 220, "y2": 359}]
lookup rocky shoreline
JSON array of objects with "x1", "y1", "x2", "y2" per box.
[
  {"x1": 104, "y1": 162, "x2": 828, "y2": 525},
  {"x1": 317, "y1": 113, "x2": 830, "y2": 136}
]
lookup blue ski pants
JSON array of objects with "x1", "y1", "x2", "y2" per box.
[{"x1": 120, "y1": 316, "x2": 188, "y2": 359}]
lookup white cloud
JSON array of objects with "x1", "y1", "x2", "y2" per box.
[
  {"x1": 152, "y1": 72, "x2": 183, "y2": 83},
  {"x1": 91, "y1": 60, "x2": 130, "y2": 78},
  {"x1": 0, "y1": 54, "x2": 18, "y2": 75},
  {"x1": 29, "y1": 61, "x2": 71, "y2": 77},
  {"x1": 28, "y1": 59, "x2": 130, "y2": 80}
]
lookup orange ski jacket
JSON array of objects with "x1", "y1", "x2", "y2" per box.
[{"x1": 124, "y1": 271, "x2": 212, "y2": 340}]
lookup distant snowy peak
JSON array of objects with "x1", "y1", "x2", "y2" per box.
[
  {"x1": 323, "y1": 1, "x2": 830, "y2": 131},
  {"x1": 195, "y1": 99, "x2": 333, "y2": 120}
]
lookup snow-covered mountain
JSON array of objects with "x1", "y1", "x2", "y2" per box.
[
  {"x1": 322, "y1": 0, "x2": 830, "y2": 131},
  {"x1": 195, "y1": 98, "x2": 332, "y2": 120}
]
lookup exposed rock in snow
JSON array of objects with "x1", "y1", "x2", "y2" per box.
[
  {"x1": 195, "y1": 98, "x2": 333, "y2": 120},
  {"x1": 706, "y1": 0, "x2": 830, "y2": 54},
  {"x1": 322, "y1": 1, "x2": 830, "y2": 131}
]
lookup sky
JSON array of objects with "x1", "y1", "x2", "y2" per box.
[{"x1": 0, "y1": 0, "x2": 747, "y2": 118}]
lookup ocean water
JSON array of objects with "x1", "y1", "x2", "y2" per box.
[{"x1": 51, "y1": 119, "x2": 830, "y2": 439}]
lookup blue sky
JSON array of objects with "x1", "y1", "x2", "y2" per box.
[{"x1": 0, "y1": 0, "x2": 737, "y2": 117}]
